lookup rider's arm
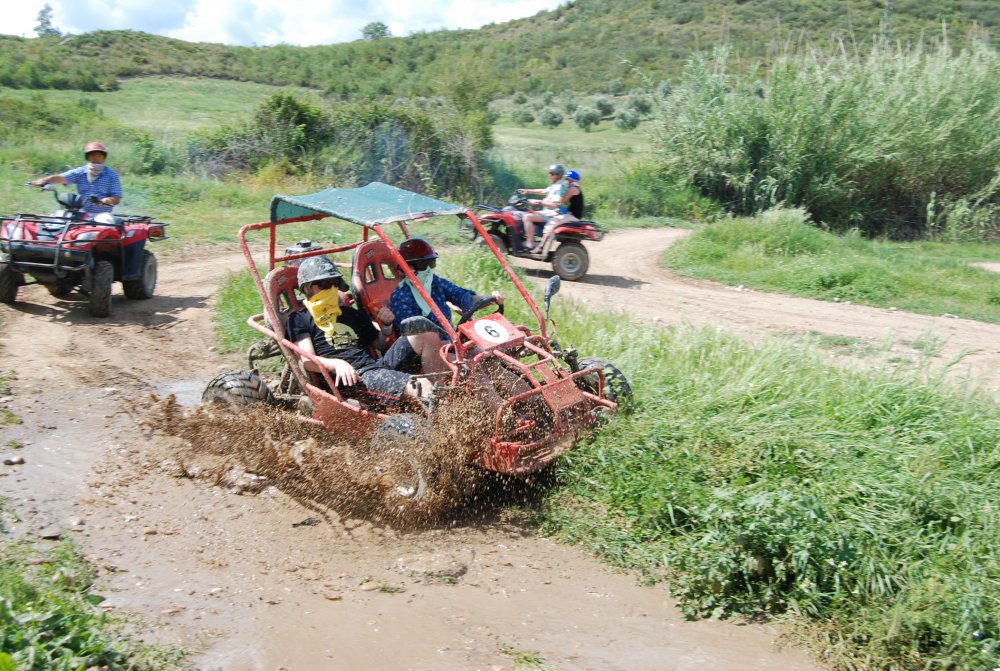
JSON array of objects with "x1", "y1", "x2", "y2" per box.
[
  {"x1": 31, "y1": 174, "x2": 69, "y2": 187},
  {"x1": 374, "y1": 305, "x2": 395, "y2": 351},
  {"x1": 295, "y1": 336, "x2": 360, "y2": 386},
  {"x1": 102, "y1": 171, "x2": 123, "y2": 207},
  {"x1": 439, "y1": 276, "x2": 477, "y2": 313}
]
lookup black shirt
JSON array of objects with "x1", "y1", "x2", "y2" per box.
[
  {"x1": 285, "y1": 306, "x2": 382, "y2": 375},
  {"x1": 568, "y1": 191, "x2": 584, "y2": 219}
]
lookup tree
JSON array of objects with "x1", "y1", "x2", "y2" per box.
[
  {"x1": 511, "y1": 109, "x2": 535, "y2": 126},
  {"x1": 627, "y1": 95, "x2": 652, "y2": 115},
  {"x1": 615, "y1": 109, "x2": 639, "y2": 130},
  {"x1": 361, "y1": 22, "x2": 391, "y2": 40},
  {"x1": 34, "y1": 4, "x2": 61, "y2": 38},
  {"x1": 539, "y1": 108, "x2": 563, "y2": 128},
  {"x1": 574, "y1": 107, "x2": 600, "y2": 132},
  {"x1": 595, "y1": 97, "x2": 614, "y2": 117}
]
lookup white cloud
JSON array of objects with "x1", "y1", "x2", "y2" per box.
[{"x1": 2, "y1": 0, "x2": 564, "y2": 46}]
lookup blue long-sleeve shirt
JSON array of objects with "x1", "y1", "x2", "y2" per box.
[{"x1": 389, "y1": 275, "x2": 476, "y2": 336}]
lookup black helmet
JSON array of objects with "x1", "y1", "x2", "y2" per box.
[
  {"x1": 297, "y1": 255, "x2": 346, "y2": 291},
  {"x1": 547, "y1": 163, "x2": 565, "y2": 176}
]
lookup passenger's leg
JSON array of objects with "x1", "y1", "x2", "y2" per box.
[{"x1": 522, "y1": 212, "x2": 544, "y2": 248}]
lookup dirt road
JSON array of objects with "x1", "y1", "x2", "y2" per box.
[{"x1": 1, "y1": 228, "x2": 996, "y2": 670}]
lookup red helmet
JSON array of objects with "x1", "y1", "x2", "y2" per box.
[
  {"x1": 83, "y1": 141, "x2": 108, "y2": 157},
  {"x1": 399, "y1": 237, "x2": 439, "y2": 264}
]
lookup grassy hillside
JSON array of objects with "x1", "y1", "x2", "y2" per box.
[{"x1": 0, "y1": 0, "x2": 995, "y2": 98}]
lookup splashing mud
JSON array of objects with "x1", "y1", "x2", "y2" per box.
[{"x1": 140, "y1": 393, "x2": 541, "y2": 530}]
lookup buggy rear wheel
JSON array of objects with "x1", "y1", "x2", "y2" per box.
[
  {"x1": 575, "y1": 357, "x2": 632, "y2": 405},
  {"x1": 552, "y1": 241, "x2": 589, "y2": 281},
  {"x1": 355, "y1": 414, "x2": 431, "y2": 506},
  {"x1": 202, "y1": 370, "x2": 275, "y2": 407},
  {"x1": 0, "y1": 266, "x2": 21, "y2": 304},
  {"x1": 88, "y1": 260, "x2": 114, "y2": 318},
  {"x1": 123, "y1": 250, "x2": 157, "y2": 300}
]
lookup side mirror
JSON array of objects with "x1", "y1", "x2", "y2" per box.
[{"x1": 543, "y1": 275, "x2": 560, "y2": 317}]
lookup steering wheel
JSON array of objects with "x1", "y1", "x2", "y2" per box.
[{"x1": 457, "y1": 295, "x2": 504, "y2": 325}]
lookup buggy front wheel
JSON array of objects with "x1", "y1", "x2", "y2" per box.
[
  {"x1": 355, "y1": 414, "x2": 431, "y2": 506},
  {"x1": 574, "y1": 357, "x2": 632, "y2": 405}
]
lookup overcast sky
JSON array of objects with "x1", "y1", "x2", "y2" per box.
[{"x1": 5, "y1": 0, "x2": 565, "y2": 46}]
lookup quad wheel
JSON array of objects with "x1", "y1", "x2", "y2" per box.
[
  {"x1": 88, "y1": 260, "x2": 114, "y2": 317},
  {"x1": 552, "y1": 241, "x2": 589, "y2": 281},
  {"x1": 123, "y1": 250, "x2": 157, "y2": 300},
  {"x1": 353, "y1": 413, "x2": 431, "y2": 506},
  {"x1": 575, "y1": 357, "x2": 632, "y2": 405},
  {"x1": 0, "y1": 266, "x2": 21, "y2": 304},
  {"x1": 202, "y1": 370, "x2": 276, "y2": 407},
  {"x1": 477, "y1": 232, "x2": 507, "y2": 255}
]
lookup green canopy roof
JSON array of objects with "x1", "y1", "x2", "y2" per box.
[{"x1": 269, "y1": 182, "x2": 465, "y2": 227}]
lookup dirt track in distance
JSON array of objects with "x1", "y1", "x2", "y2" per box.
[{"x1": 2, "y1": 228, "x2": 997, "y2": 670}]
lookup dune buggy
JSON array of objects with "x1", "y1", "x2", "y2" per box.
[
  {"x1": 461, "y1": 192, "x2": 605, "y2": 281},
  {"x1": 0, "y1": 184, "x2": 169, "y2": 317},
  {"x1": 203, "y1": 182, "x2": 630, "y2": 504}
]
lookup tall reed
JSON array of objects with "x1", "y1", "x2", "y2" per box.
[{"x1": 652, "y1": 41, "x2": 1000, "y2": 240}]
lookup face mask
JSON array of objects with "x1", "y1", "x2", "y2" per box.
[
  {"x1": 302, "y1": 287, "x2": 342, "y2": 338},
  {"x1": 87, "y1": 162, "x2": 105, "y2": 174},
  {"x1": 416, "y1": 267, "x2": 434, "y2": 286}
]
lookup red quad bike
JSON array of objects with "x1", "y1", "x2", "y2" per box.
[
  {"x1": 0, "y1": 184, "x2": 169, "y2": 317},
  {"x1": 461, "y1": 192, "x2": 605, "y2": 281},
  {"x1": 202, "y1": 182, "x2": 631, "y2": 509}
]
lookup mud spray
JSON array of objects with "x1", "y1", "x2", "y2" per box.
[{"x1": 140, "y1": 394, "x2": 552, "y2": 530}]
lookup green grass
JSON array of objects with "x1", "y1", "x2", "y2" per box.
[
  {"x1": 527, "y1": 315, "x2": 1000, "y2": 671},
  {"x1": 490, "y1": 120, "x2": 649, "y2": 184},
  {"x1": 1, "y1": 77, "x2": 317, "y2": 143},
  {"x1": 498, "y1": 643, "x2": 554, "y2": 670},
  {"x1": 664, "y1": 208, "x2": 1000, "y2": 323},
  {"x1": 0, "y1": 533, "x2": 186, "y2": 670}
]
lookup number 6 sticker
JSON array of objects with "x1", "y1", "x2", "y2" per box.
[{"x1": 473, "y1": 319, "x2": 509, "y2": 344}]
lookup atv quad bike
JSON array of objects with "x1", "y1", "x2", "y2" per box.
[
  {"x1": 203, "y1": 182, "x2": 630, "y2": 506},
  {"x1": 460, "y1": 192, "x2": 605, "y2": 281},
  {"x1": 0, "y1": 184, "x2": 169, "y2": 317}
]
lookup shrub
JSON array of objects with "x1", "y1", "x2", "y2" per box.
[
  {"x1": 511, "y1": 109, "x2": 535, "y2": 126},
  {"x1": 574, "y1": 106, "x2": 600, "y2": 132},
  {"x1": 594, "y1": 97, "x2": 614, "y2": 116},
  {"x1": 539, "y1": 107, "x2": 563, "y2": 128},
  {"x1": 627, "y1": 94, "x2": 653, "y2": 115},
  {"x1": 615, "y1": 109, "x2": 639, "y2": 130}
]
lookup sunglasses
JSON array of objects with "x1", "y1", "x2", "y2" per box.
[{"x1": 408, "y1": 259, "x2": 436, "y2": 272}]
